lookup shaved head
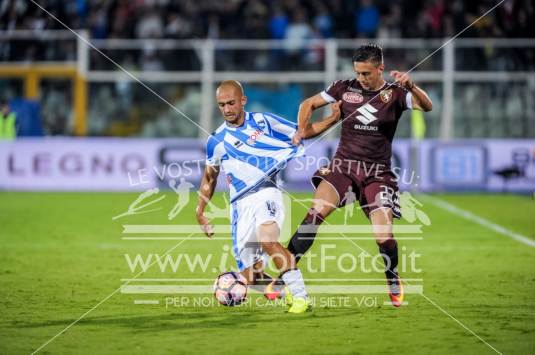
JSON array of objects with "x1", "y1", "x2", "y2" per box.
[
  {"x1": 216, "y1": 80, "x2": 247, "y2": 126},
  {"x1": 216, "y1": 80, "x2": 244, "y2": 97}
]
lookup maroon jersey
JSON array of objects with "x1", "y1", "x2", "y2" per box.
[{"x1": 321, "y1": 79, "x2": 412, "y2": 167}]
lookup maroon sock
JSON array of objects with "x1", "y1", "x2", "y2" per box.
[
  {"x1": 378, "y1": 238, "x2": 399, "y2": 282},
  {"x1": 288, "y1": 211, "x2": 325, "y2": 263}
]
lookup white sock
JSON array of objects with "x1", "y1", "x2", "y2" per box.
[{"x1": 281, "y1": 269, "x2": 307, "y2": 300}]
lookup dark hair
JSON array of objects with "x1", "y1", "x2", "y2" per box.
[{"x1": 352, "y1": 43, "x2": 383, "y2": 66}]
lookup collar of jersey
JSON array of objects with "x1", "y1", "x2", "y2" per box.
[
  {"x1": 224, "y1": 111, "x2": 249, "y2": 131},
  {"x1": 355, "y1": 80, "x2": 388, "y2": 94}
]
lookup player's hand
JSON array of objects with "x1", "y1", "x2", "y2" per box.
[
  {"x1": 390, "y1": 71, "x2": 415, "y2": 90},
  {"x1": 292, "y1": 131, "x2": 304, "y2": 146},
  {"x1": 196, "y1": 211, "x2": 214, "y2": 238},
  {"x1": 330, "y1": 100, "x2": 342, "y2": 121}
]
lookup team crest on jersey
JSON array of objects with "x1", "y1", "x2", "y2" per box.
[
  {"x1": 319, "y1": 167, "x2": 331, "y2": 176},
  {"x1": 380, "y1": 89, "x2": 392, "y2": 103},
  {"x1": 342, "y1": 92, "x2": 364, "y2": 104}
]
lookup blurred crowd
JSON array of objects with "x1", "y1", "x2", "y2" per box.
[
  {"x1": 1, "y1": 0, "x2": 533, "y2": 138},
  {"x1": 1, "y1": 0, "x2": 533, "y2": 40}
]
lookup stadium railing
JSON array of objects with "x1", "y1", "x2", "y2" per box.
[{"x1": 0, "y1": 31, "x2": 534, "y2": 138}]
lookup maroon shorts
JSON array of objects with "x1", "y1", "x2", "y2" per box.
[{"x1": 311, "y1": 160, "x2": 401, "y2": 219}]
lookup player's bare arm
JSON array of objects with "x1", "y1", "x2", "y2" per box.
[
  {"x1": 196, "y1": 164, "x2": 220, "y2": 237},
  {"x1": 300, "y1": 100, "x2": 342, "y2": 140},
  {"x1": 292, "y1": 94, "x2": 341, "y2": 145},
  {"x1": 390, "y1": 70, "x2": 433, "y2": 112}
]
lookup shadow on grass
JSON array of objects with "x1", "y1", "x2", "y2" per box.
[{"x1": 14, "y1": 306, "x2": 366, "y2": 332}]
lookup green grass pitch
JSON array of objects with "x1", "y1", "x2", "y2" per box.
[{"x1": 1, "y1": 192, "x2": 534, "y2": 354}]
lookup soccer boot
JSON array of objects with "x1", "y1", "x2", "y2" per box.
[
  {"x1": 287, "y1": 297, "x2": 312, "y2": 314},
  {"x1": 284, "y1": 287, "x2": 293, "y2": 306},
  {"x1": 387, "y1": 275, "x2": 404, "y2": 307},
  {"x1": 264, "y1": 280, "x2": 286, "y2": 301}
]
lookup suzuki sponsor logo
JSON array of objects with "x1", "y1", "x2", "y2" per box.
[{"x1": 355, "y1": 104, "x2": 379, "y2": 125}]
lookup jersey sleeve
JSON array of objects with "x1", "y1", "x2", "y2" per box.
[
  {"x1": 320, "y1": 80, "x2": 344, "y2": 103},
  {"x1": 262, "y1": 113, "x2": 297, "y2": 143},
  {"x1": 398, "y1": 85, "x2": 413, "y2": 111},
  {"x1": 389, "y1": 85, "x2": 413, "y2": 120},
  {"x1": 205, "y1": 135, "x2": 223, "y2": 166}
]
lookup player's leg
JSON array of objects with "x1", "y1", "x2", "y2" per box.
[
  {"x1": 370, "y1": 209, "x2": 403, "y2": 306},
  {"x1": 257, "y1": 221, "x2": 309, "y2": 313},
  {"x1": 240, "y1": 260, "x2": 275, "y2": 293},
  {"x1": 288, "y1": 171, "x2": 350, "y2": 262},
  {"x1": 254, "y1": 188, "x2": 310, "y2": 312},
  {"x1": 363, "y1": 181, "x2": 403, "y2": 307},
  {"x1": 231, "y1": 197, "x2": 271, "y2": 290},
  {"x1": 258, "y1": 222, "x2": 296, "y2": 270},
  {"x1": 255, "y1": 222, "x2": 289, "y2": 300},
  {"x1": 370, "y1": 208, "x2": 399, "y2": 279},
  {"x1": 241, "y1": 254, "x2": 288, "y2": 301}
]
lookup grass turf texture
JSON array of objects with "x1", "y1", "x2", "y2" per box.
[{"x1": 1, "y1": 192, "x2": 534, "y2": 354}]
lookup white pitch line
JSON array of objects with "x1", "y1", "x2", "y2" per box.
[
  {"x1": 134, "y1": 300, "x2": 160, "y2": 305},
  {"x1": 423, "y1": 195, "x2": 535, "y2": 247}
]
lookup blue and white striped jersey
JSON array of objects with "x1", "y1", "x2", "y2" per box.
[{"x1": 205, "y1": 111, "x2": 304, "y2": 202}]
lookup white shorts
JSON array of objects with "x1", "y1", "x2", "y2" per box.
[{"x1": 230, "y1": 187, "x2": 285, "y2": 271}]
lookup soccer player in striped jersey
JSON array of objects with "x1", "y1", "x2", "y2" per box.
[{"x1": 196, "y1": 80, "x2": 340, "y2": 313}]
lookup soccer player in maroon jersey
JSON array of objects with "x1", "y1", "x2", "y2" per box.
[{"x1": 287, "y1": 43, "x2": 433, "y2": 307}]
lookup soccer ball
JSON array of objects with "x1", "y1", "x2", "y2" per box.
[{"x1": 213, "y1": 271, "x2": 248, "y2": 306}]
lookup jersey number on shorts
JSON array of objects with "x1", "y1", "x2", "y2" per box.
[{"x1": 266, "y1": 201, "x2": 277, "y2": 217}]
